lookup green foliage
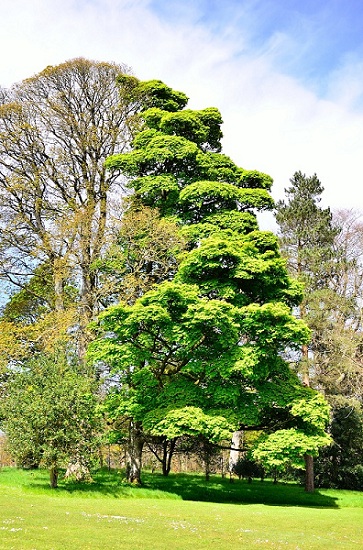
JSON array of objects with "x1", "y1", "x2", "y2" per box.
[
  {"x1": 89, "y1": 280, "x2": 240, "y2": 379},
  {"x1": 315, "y1": 401, "x2": 363, "y2": 489},
  {"x1": 2, "y1": 262, "x2": 78, "y2": 326},
  {"x1": 238, "y1": 169, "x2": 273, "y2": 190},
  {"x1": 239, "y1": 303, "x2": 310, "y2": 357},
  {"x1": 129, "y1": 175, "x2": 180, "y2": 215},
  {"x1": 194, "y1": 151, "x2": 243, "y2": 182},
  {"x1": 275, "y1": 171, "x2": 338, "y2": 290},
  {"x1": 232, "y1": 457, "x2": 265, "y2": 480},
  {"x1": 253, "y1": 429, "x2": 332, "y2": 470},
  {"x1": 1, "y1": 263, "x2": 54, "y2": 324},
  {"x1": 106, "y1": 133, "x2": 201, "y2": 181},
  {"x1": 143, "y1": 406, "x2": 233, "y2": 441},
  {"x1": 136, "y1": 80, "x2": 189, "y2": 112},
  {"x1": 0, "y1": 351, "x2": 100, "y2": 483},
  {"x1": 179, "y1": 211, "x2": 259, "y2": 245},
  {"x1": 178, "y1": 181, "x2": 274, "y2": 222},
  {"x1": 176, "y1": 233, "x2": 300, "y2": 307},
  {"x1": 117, "y1": 76, "x2": 188, "y2": 112},
  {"x1": 98, "y1": 79, "x2": 331, "y2": 483},
  {"x1": 290, "y1": 393, "x2": 330, "y2": 432},
  {"x1": 0, "y1": 320, "x2": 31, "y2": 371},
  {"x1": 143, "y1": 107, "x2": 223, "y2": 151}
]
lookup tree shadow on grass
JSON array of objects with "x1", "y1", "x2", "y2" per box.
[
  {"x1": 23, "y1": 468, "x2": 339, "y2": 507},
  {"x1": 23, "y1": 468, "x2": 128, "y2": 498},
  {"x1": 141, "y1": 472, "x2": 339, "y2": 508}
]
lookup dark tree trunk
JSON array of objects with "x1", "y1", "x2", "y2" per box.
[
  {"x1": 53, "y1": 260, "x2": 65, "y2": 313},
  {"x1": 273, "y1": 468, "x2": 278, "y2": 484},
  {"x1": 161, "y1": 438, "x2": 177, "y2": 476},
  {"x1": 304, "y1": 453, "x2": 315, "y2": 492},
  {"x1": 205, "y1": 459, "x2": 210, "y2": 482},
  {"x1": 300, "y1": 336, "x2": 315, "y2": 493},
  {"x1": 49, "y1": 466, "x2": 58, "y2": 488}
]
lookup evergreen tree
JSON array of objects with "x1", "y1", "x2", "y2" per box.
[
  {"x1": 275, "y1": 174, "x2": 363, "y2": 489},
  {"x1": 275, "y1": 171, "x2": 338, "y2": 386},
  {"x1": 307, "y1": 210, "x2": 363, "y2": 489}
]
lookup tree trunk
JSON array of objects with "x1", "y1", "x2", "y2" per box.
[
  {"x1": 273, "y1": 468, "x2": 278, "y2": 484},
  {"x1": 161, "y1": 438, "x2": 177, "y2": 476},
  {"x1": 49, "y1": 465, "x2": 58, "y2": 488},
  {"x1": 64, "y1": 459, "x2": 92, "y2": 482},
  {"x1": 205, "y1": 459, "x2": 210, "y2": 482},
  {"x1": 301, "y1": 343, "x2": 310, "y2": 386},
  {"x1": 300, "y1": 335, "x2": 315, "y2": 492},
  {"x1": 77, "y1": 198, "x2": 98, "y2": 360},
  {"x1": 78, "y1": 265, "x2": 95, "y2": 360},
  {"x1": 304, "y1": 453, "x2": 315, "y2": 492},
  {"x1": 53, "y1": 261, "x2": 65, "y2": 313},
  {"x1": 126, "y1": 421, "x2": 144, "y2": 484}
]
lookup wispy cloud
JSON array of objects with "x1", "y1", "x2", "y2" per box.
[{"x1": 1, "y1": 0, "x2": 363, "y2": 216}]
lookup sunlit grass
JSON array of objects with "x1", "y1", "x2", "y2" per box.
[{"x1": 0, "y1": 467, "x2": 362, "y2": 549}]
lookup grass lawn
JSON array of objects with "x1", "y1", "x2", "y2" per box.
[{"x1": 0, "y1": 468, "x2": 362, "y2": 549}]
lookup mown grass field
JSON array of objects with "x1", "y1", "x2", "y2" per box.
[{"x1": 0, "y1": 467, "x2": 362, "y2": 549}]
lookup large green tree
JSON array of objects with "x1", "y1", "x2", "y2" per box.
[{"x1": 89, "y1": 79, "x2": 330, "y2": 487}]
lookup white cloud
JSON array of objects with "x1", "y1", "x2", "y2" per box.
[{"x1": 1, "y1": 0, "x2": 363, "y2": 220}]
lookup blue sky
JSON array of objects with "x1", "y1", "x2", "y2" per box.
[
  {"x1": 150, "y1": 0, "x2": 363, "y2": 95},
  {"x1": 1, "y1": 0, "x2": 363, "y2": 224}
]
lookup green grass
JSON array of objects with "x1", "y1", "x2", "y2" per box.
[{"x1": 0, "y1": 468, "x2": 362, "y2": 549}]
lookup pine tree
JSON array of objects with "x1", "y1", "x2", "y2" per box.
[
  {"x1": 275, "y1": 171, "x2": 339, "y2": 385},
  {"x1": 275, "y1": 171, "x2": 338, "y2": 294},
  {"x1": 275, "y1": 172, "x2": 340, "y2": 490}
]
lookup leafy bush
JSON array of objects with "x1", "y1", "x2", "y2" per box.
[{"x1": 232, "y1": 457, "x2": 264, "y2": 482}]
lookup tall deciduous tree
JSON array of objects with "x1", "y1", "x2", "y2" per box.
[
  {"x1": 89, "y1": 79, "x2": 330, "y2": 487},
  {"x1": 95, "y1": 205, "x2": 185, "y2": 307},
  {"x1": 303, "y1": 209, "x2": 363, "y2": 488},
  {"x1": 0, "y1": 58, "x2": 136, "y2": 355}
]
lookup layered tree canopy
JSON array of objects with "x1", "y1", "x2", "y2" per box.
[{"x1": 89, "y1": 77, "x2": 331, "y2": 483}]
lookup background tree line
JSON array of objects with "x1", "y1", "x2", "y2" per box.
[
  {"x1": 275, "y1": 173, "x2": 363, "y2": 489},
  {"x1": 0, "y1": 58, "x2": 360, "y2": 491}
]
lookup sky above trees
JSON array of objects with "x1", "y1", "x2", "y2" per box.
[{"x1": 1, "y1": 0, "x2": 363, "y2": 217}]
